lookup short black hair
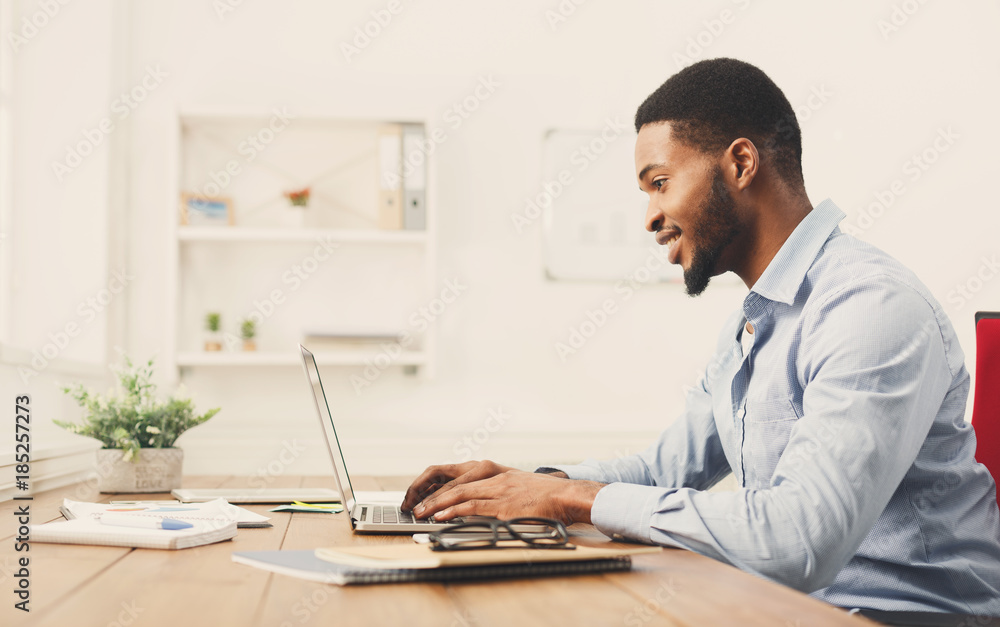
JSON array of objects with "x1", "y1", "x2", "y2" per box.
[{"x1": 634, "y1": 58, "x2": 803, "y2": 186}]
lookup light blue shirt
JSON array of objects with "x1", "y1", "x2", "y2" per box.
[{"x1": 544, "y1": 199, "x2": 1000, "y2": 614}]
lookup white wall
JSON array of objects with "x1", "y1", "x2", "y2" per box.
[
  {"x1": 9, "y1": 0, "x2": 1000, "y2": 479},
  {"x1": 3, "y1": 0, "x2": 117, "y2": 364},
  {"x1": 0, "y1": 0, "x2": 117, "y2": 494}
]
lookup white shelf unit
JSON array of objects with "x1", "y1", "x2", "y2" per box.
[
  {"x1": 178, "y1": 226, "x2": 429, "y2": 244},
  {"x1": 164, "y1": 110, "x2": 436, "y2": 383},
  {"x1": 175, "y1": 349, "x2": 429, "y2": 368}
]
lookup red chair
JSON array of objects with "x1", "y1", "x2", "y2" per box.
[{"x1": 971, "y1": 311, "x2": 1000, "y2": 503}]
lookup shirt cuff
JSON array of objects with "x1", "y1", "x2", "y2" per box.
[
  {"x1": 533, "y1": 464, "x2": 612, "y2": 483},
  {"x1": 590, "y1": 482, "x2": 664, "y2": 543}
]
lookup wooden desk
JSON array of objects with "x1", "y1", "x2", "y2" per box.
[{"x1": 2, "y1": 475, "x2": 872, "y2": 627}]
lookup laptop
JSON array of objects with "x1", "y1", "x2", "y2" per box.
[{"x1": 301, "y1": 344, "x2": 506, "y2": 534}]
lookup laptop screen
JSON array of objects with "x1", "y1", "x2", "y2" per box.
[{"x1": 299, "y1": 345, "x2": 356, "y2": 514}]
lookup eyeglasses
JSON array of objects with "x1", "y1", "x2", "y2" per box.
[{"x1": 428, "y1": 517, "x2": 574, "y2": 552}]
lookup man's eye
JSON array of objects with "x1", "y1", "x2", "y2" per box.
[{"x1": 653, "y1": 179, "x2": 667, "y2": 190}]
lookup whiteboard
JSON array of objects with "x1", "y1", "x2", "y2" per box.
[{"x1": 540, "y1": 128, "x2": 683, "y2": 284}]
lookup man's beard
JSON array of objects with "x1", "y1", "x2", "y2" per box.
[{"x1": 683, "y1": 166, "x2": 742, "y2": 296}]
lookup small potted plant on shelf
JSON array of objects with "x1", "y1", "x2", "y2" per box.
[
  {"x1": 279, "y1": 187, "x2": 310, "y2": 228},
  {"x1": 284, "y1": 187, "x2": 310, "y2": 207},
  {"x1": 204, "y1": 312, "x2": 222, "y2": 351},
  {"x1": 240, "y1": 318, "x2": 257, "y2": 351},
  {"x1": 55, "y1": 356, "x2": 220, "y2": 493}
]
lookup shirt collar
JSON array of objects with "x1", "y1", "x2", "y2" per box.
[{"x1": 748, "y1": 198, "x2": 846, "y2": 306}]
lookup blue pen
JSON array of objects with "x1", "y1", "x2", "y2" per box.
[{"x1": 99, "y1": 514, "x2": 193, "y2": 531}]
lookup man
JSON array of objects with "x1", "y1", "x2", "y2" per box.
[{"x1": 402, "y1": 58, "x2": 1000, "y2": 615}]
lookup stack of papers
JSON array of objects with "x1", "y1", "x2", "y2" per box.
[{"x1": 29, "y1": 498, "x2": 268, "y2": 550}]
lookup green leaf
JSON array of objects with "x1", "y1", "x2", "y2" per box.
[{"x1": 56, "y1": 354, "x2": 220, "y2": 462}]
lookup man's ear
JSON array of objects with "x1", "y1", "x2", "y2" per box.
[{"x1": 726, "y1": 138, "x2": 759, "y2": 191}]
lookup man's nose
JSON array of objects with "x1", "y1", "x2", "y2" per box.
[{"x1": 645, "y1": 200, "x2": 663, "y2": 233}]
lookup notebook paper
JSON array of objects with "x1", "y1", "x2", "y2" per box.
[
  {"x1": 60, "y1": 498, "x2": 271, "y2": 528},
  {"x1": 30, "y1": 517, "x2": 237, "y2": 549}
]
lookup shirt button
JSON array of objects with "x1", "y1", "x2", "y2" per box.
[{"x1": 745, "y1": 321, "x2": 754, "y2": 335}]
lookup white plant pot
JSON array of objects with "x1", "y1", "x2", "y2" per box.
[
  {"x1": 276, "y1": 206, "x2": 306, "y2": 228},
  {"x1": 95, "y1": 448, "x2": 184, "y2": 493}
]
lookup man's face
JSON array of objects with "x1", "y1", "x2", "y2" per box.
[{"x1": 635, "y1": 122, "x2": 743, "y2": 296}]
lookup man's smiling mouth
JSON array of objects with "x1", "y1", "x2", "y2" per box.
[{"x1": 656, "y1": 228, "x2": 683, "y2": 264}]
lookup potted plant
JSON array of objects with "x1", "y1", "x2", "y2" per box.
[
  {"x1": 284, "y1": 187, "x2": 310, "y2": 207},
  {"x1": 55, "y1": 356, "x2": 220, "y2": 493},
  {"x1": 240, "y1": 318, "x2": 257, "y2": 351},
  {"x1": 204, "y1": 312, "x2": 222, "y2": 351},
  {"x1": 279, "y1": 187, "x2": 310, "y2": 228}
]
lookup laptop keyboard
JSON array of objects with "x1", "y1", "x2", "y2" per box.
[{"x1": 363, "y1": 504, "x2": 435, "y2": 525}]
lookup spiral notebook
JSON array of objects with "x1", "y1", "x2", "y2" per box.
[
  {"x1": 232, "y1": 550, "x2": 635, "y2": 585},
  {"x1": 31, "y1": 517, "x2": 237, "y2": 550},
  {"x1": 314, "y1": 542, "x2": 661, "y2": 570},
  {"x1": 29, "y1": 498, "x2": 247, "y2": 549}
]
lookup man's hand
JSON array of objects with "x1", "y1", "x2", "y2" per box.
[
  {"x1": 403, "y1": 460, "x2": 604, "y2": 526},
  {"x1": 401, "y1": 460, "x2": 516, "y2": 512}
]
